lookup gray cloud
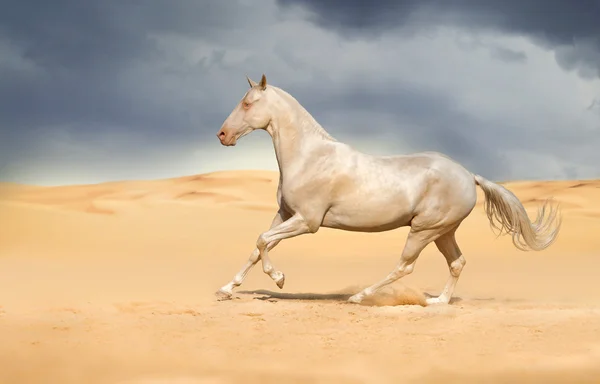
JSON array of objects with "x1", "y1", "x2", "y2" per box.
[
  {"x1": 278, "y1": 0, "x2": 600, "y2": 78},
  {"x1": 489, "y1": 46, "x2": 527, "y2": 63},
  {"x1": 0, "y1": 0, "x2": 598, "y2": 185}
]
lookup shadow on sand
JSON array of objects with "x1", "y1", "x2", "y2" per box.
[
  {"x1": 237, "y1": 289, "x2": 498, "y2": 306},
  {"x1": 238, "y1": 289, "x2": 353, "y2": 302}
]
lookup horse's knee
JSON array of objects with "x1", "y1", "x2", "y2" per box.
[{"x1": 256, "y1": 234, "x2": 268, "y2": 250}]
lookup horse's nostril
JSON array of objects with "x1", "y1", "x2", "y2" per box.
[{"x1": 218, "y1": 131, "x2": 226, "y2": 139}]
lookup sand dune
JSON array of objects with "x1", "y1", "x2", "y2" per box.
[{"x1": 1, "y1": 171, "x2": 600, "y2": 383}]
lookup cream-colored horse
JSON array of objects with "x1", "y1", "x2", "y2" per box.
[{"x1": 215, "y1": 74, "x2": 561, "y2": 305}]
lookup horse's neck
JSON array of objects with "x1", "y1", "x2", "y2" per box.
[
  {"x1": 269, "y1": 99, "x2": 334, "y2": 178},
  {"x1": 271, "y1": 86, "x2": 335, "y2": 141}
]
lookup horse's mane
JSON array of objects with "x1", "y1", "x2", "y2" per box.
[{"x1": 271, "y1": 86, "x2": 337, "y2": 142}]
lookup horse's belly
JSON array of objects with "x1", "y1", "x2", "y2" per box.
[{"x1": 321, "y1": 201, "x2": 413, "y2": 232}]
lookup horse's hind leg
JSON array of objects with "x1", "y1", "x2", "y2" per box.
[
  {"x1": 348, "y1": 228, "x2": 440, "y2": 304},
  {"x1": 425, "y1": 228, "x2": 466, "y2": 305}
]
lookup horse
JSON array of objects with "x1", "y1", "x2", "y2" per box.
[{"x1": 214, "y1": 74, "x2": 562, "y2": 305}]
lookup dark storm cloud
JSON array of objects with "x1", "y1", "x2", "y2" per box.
[
  {"x1": 0, "y1": 1, "x2": 248, "y2": 132},
  {"x1": 278, "y1": 0, "x2": 600, "y2": 78}
]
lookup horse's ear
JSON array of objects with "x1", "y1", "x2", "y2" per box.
[
  {"x1": 246, "y1": 75, "x2": 257, "y2": 88},
  {"x1": 259, "y1": 74, "x2": 267, "y2": 90}
]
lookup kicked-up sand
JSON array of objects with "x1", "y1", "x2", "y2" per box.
[{"x1": 1, "y1": 170, "x2": 600, "y2": 383}]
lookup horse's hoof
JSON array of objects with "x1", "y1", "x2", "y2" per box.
[
  {"x1": 215, "y1": 288, "x2": 233, "y2": 301},
  {"x1": 347, "y1": 294, "x2": 363, "y2": 304},
  {"x1": 275, "y1": 273, "x2": 285, "y2": 289},
  {"x1": 425, "y1": 297, "x2": 448, "y2": 306}
]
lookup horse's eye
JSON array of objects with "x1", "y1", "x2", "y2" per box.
[{"x1": 242, "y1": 102, "x2": 251, "y2": 109}]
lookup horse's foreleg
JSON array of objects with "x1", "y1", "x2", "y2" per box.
[
  {"x1": 216, "y1": 209, "x2": 289, "y2": 300},
  {"x1": 348, "y1": 228, "x2": 439, "y2": 304},
  {"x1": 425, "y1": 229, "x2": 466, "y2": 305},
  {"x1": 256, "y1": 213, "x2": 313, "y2": 289}
]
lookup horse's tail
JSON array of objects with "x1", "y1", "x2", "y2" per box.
[{"x1": 473, "y1": 174, "x2": 562, "y2": 251}]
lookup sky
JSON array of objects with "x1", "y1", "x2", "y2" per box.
[{"x1": 1, "y1": 0, "x2": 599, "y2": 185}]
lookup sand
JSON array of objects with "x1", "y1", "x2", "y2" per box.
[{"x1": 1, "y1": 170, "x2": 600, "y2": 383}]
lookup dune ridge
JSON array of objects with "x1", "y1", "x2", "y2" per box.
[{"x1": 2, "y1": 171, "x2": 599, "y2": 215}]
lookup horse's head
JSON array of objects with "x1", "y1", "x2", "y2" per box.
[{"x1": 217, "y1": 74, "x2": 274, "y2": 146}]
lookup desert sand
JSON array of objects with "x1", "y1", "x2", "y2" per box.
[{"x1": 1, "y1": 170, "x2": 600, "y2": 383}]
